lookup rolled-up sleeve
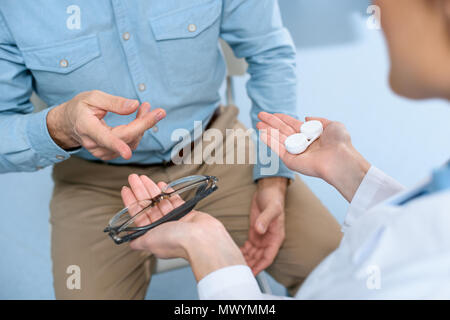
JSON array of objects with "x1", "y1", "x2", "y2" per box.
[
  {"x1": 0, "y1": 10, "x2": 70, "y2": 173},
  {"x1": 220, "y1": 0, "x2": 297, "y2": 181}
]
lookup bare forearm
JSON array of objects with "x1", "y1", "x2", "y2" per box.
[
  {"x1": 184, "y1": 225, "x2": 246, "y2": 282},
  {"x1": 323, "y1": 144, "x2": 371, "y2": 202}
]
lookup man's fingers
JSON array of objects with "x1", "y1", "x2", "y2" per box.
[
  {"x1": 249, "y1": 249, "x2": 264, "y2": 272},
  {"x1": 255, "y1": 205, "x2": 281, "y2": 235},
  {"x1": 136, "y1": 102, "x2": 151, "y2": 119},
  {"x1": 253, "y1": 244, "x2": 280, "y2": 275},
  {"x1": 123, "y1": 108, "x2": 166, "y2": 139},
  {"x1": 84, "y1": 117, "x2": 132, "y2": 159},
  {"x1": 258, "y1": 112, "x2": 296, "y2": 136},
  {"x1": 85, "y1": 90, "x2": 139, "y2": 115},
  {"x1": 252, "y1": 257, "x2": 270, "y2": 276},
  {"x1": 88, "y1": 146, "x2": 119, "y2": 161},
  {"x1": 243, "y1": 241, "x2": 252, "y2": 254}
]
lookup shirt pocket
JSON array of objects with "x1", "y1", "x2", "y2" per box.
[
  {"x1": 21, "y1": 34, "x2": 113, "y2": 104},
  {"x1": 149, "y1": 0, "x2": 222, "y2": 87}
]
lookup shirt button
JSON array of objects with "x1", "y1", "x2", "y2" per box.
[
  {"x1": 122, "y1": 32, "x2": 130, "y2": 41},
  {"x1": 55, "y1": 155, "x2": 65, "y2": 160},
  {"x1": 152, "y1": 125, "x2": 159, "y2": 133},
  {"x1": 138, "y1": 83, "x2": 146, "y2": 92},
  {"x1": 59, "y1": 59, "x2": 69, "y2": 68},
  {"x1": 188, "y1": 24, "x2": 197, "y2": 33}
]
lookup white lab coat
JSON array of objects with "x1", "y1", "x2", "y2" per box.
[{"x1": 197, "y1": 166, "x2": 450, "y2": 299}]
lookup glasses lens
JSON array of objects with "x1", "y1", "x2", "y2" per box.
[
  {"x1": 109, "y1": 199, "x2": 153, "y2": 231},
  {"x1": 163, "y1": 175, "x2": 209, "y2": 194}
]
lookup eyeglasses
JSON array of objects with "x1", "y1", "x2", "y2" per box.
[{"x1": 104, "y1": 175, "x2": 218, "y2": 244}]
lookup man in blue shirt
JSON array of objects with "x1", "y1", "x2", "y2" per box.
[{"x1": 0, "y1": 0, "x2": 341, "y2": 299}]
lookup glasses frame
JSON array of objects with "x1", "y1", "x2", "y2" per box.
[{"x1": 104, "y1": 175, "x2": 218, "y2": 244}]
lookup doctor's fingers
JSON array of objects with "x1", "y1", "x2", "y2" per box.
[
  {"x1": 154, "y1": 181, "x2": 175, "y2": 217},
  {"x1": 141, "y1": 177, "x2": 186, "y2": 221},
  {"x1": 121, "y1": 186, "x2": 151, "y2": 226},
  {"x1": 257, "y1": 112, "x2": 297, "y2": 136},
  {"x1": 158, "y1": 181, "x2": 186, "y2": 211},
  {"x1": 256, "y1": 122, "x2": 288, "y2": 144},
  {"x1": 139, "y1": 175, "x2": 174, "y2": 223},
  {"x1": 257, "y1": 123, "x2": 288, "y2": 159},
  {"x1": 274, "y1": 113, "x2": 304, "y2": 132},
  {"x1": 129, "y1": 174, "x2": 163, "y2": 223},
  {"x1": 305, "y1": 116, "x2": 332, "y2": 128}
]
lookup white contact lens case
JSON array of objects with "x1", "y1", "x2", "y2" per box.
[
  {"x1": 300, "y1": 120, "x2": 323, "y2": 139},
  {"x1": 285, "y1": 120, "x2": 323, "y2": 155},
  {"x1": 285, "y1": 133, "x2": 309, "y2": 154}
]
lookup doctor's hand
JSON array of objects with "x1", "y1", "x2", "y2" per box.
[
  {"x1": 121, "y1": 174, "x2": 246, "y2": 282},
  {"x1": 257, "y1": 113, "x2": 370, "y2": 202},
  {"x1": 47, "y1": 90, "x2": 166, "y2": 161}
]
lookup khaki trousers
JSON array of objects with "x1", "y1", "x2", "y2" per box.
[{"x1": 50, "y1": 106, "x2": 342, "y2": 299}]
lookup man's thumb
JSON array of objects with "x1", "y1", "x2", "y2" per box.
[{"x1": 86, "y1": 91, "x2": 139, "y2": 115}]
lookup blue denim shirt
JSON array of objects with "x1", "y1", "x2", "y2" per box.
[{"x1": 0, "y1": 0, "x2": 297, "y2": 181}]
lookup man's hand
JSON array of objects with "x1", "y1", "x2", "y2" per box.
[
  {"x1": 121, "y1": 174, "x2": 245, "y2": 282},
  {"x1": 257, "y1": 112, "x2": 370, "y2": 202},
  {"x1": 242, "y1": 177, "x2": 287, "y2": 275},
  {"x1": 47, "y1": 90, "x2": 166, "y2": 160}
]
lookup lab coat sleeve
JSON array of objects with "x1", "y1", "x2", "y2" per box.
[
  {"x1": 197, "y1": 265, "x2": 293, "y2": 300},
  {"x1": 343, "y1": 166, "x2": 405, "y2": 231}
]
